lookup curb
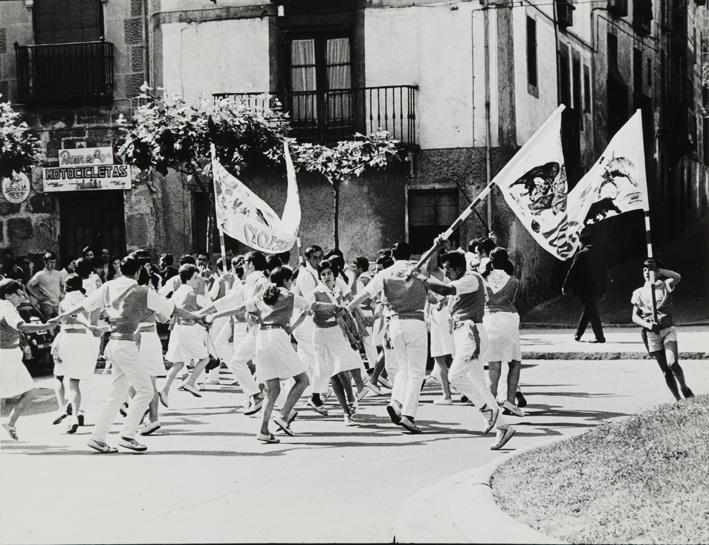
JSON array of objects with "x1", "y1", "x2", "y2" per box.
[
  {"x1": 521, "y1": 351, "x2": 709, "y2": 360},
  {"x1": 522, "y1": 321, "x2": 709, "y2": 329},
  {"x1": 392, "y1": 436, "x2": 581, "y2": 544}
]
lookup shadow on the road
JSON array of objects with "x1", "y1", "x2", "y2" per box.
[
  {"x1": 2, "y1": 444, "x2": 298, "y2": 457},
  {"x1": 524, "y1": 403, "x2": 630, "y2": 420},
  {"x1": 524, "y1": 391, "x2": 621, "y2": 399}
]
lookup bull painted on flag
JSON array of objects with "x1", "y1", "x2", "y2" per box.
[
  {"x1": 493, "y1": 105, "x2": 577, "y2": 260},
  {"x1": 211, "y1": 143, "x2": 301, "y2": 253}
]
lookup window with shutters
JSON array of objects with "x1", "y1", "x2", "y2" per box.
[{"x1": 407, "y1": 189, "x2": 459, "y2": 255}]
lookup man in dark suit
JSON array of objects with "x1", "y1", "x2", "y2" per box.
[{"x1": 562, "y1": 230, "x2": 606, "y2": 343}]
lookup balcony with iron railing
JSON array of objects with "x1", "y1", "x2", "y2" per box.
[
  {"x1": 214, "y1": 85, "x2": 418, "y2": 147},
  {"x1": 14, "y1": 39, "x2": 114, "y2": 105}
]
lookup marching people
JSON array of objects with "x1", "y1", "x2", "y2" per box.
[
  {"x1": 0, "y1": 279, "x2": 58, "y2": 440},
  {"x1": 425, "y1": 265, "x2": 455, "y2": 405},
  {"x1": 160, "y1": 264, "x2": 211, "y2": 403},
  {"x1": 481, "y1": 248, "x2": 524, "y2": 417},
  {"x1": 205, "y1": 266, "x2": 309, "y2": 443},
  {"x1": 631, "y1": 259, "x2": 694, "y2": 401},
  {"x1": 348, "y1": 242, "x2": 429, "y2": 434},
  {"x1": 50, "y1": 256, "x2": 201, "y2": 453},
  {"x1": 412, "y1": 246, "x2": 516, "y2": 450}
]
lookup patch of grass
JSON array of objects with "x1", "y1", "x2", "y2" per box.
[{"x1": 491, "y1": 395, "x2": 709, "y2": 544}]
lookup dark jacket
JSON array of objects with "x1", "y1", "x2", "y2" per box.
[{"x1": 562, "y1": 244, "x2": 606, "y2": 299}]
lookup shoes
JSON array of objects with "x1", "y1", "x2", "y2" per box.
[
  {"x1": 66, "y1": 418, "x2": 79, "y2": 434},
  {"x1": 140, "y1": 421, "x2": 162, "y2": 436},
  {"x1": 574, "y1": 335, "x2": 582, "y2": 342},
  {"x1": 502, "y1": 400, "x2": 524, "y2": 418},
  {"x1": 2, "y1": 423, "x2": 18, "y2": 441},
  {"x1": 364, "y1": 380, "x2": 383, "y2": 396},
  {"x1": 386, "y1": 403, "x2": 402, "y2": 425},
  {"x1": 87, "y1": 439, "x2": 118, "y2": 453},
  {"x1": 356, "y1": 388, "x2": 369, "y2": 402},
  {"x1": 515, "y1": 391, "x2": 527, "y2": 408},
  {"x1": 307, "y1": 398, "x2": 329, "y2": 416},
  {"x1": 52, "y1": 412, "x2": 69, "y2": 425},
  {"x1": 119, "y1": 436, "x2": 148, "y2": 452},
  {"x1": 460, "y1": 395, "x2": 470, "y2": 404},
  {"x1": 343, "y1": 413, "x2": 355, "y2": 426},
  {"x1": 158, "y1": 390, "x2": 169, "y2": 408},
  {"x1": 480, "y1": 404, "x2": 500, "y2": 434},
  {"x1": 256, "y1": 432, "x2": 280, "y2": 444},
  {"x1": 682, "y1": 388, "x2": 695, "y2": 399},
  {"x1": 244, "y1": 397, "x2": 264, "y2": 416},
  {"x1": 77, "y1": 412, "x2": 85, "y2": 426},
  {"x1": 433, "y1": 397, "x2": 453, "y2": 406},
  {"x1": 491, "y1": 427, "x2": 516, "y2": 450},
  {"x1": 377, "y1": 377, "x2": 393, "y2": 389},
  {"x1": 180, "y1": 384, "x2": 202, "y2": 398},
  {"x1": 591, "y1": 338, "x2": 606, "y2": 344},
  {"x1": 273, "y1": 415, "x2": 294, "y2": 436},
  {"x1": 399, "y1": 415, "x2": 422, "y2": 434}
]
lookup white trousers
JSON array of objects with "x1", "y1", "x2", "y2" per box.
[
  {"x1": 293, "y1": 317, "x2": 329, "y2": 395},
  {"x1": 389, "y1": 317, "x2": 428, "y2": 418},
  {"x1": 449, "y1": 321, "x2": 508, "y2": 431},
  {"x1": 226, "y1": 324, "x2": 260, "y2": 397},
  {"x1": 92, "y1": 340, "x2": 153, "y2": 442}
]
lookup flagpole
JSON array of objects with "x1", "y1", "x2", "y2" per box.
[
  {"x1": 210, "y1": 143, "x2": 227, "y2": 267},
  {"x1": 637, "y1": 110, "x2": 658, "y2": 323},
  {"x1": 412, "y1": 180, "x2": 496, "y2": 271}
]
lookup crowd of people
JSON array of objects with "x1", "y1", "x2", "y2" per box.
[{"x1": 0, "y1": 233, "x2": 693, "y2": 452}]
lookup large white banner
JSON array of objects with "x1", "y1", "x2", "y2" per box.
[
  {"x1": 211, "y1": 143, "x2": 301, "y2": 253},
  {"x1": 494, "y1": 105, "x2": 574, "y2": 259},
  {"x1": 566, "y1": 110, "x2": 649, "y2": 234}
]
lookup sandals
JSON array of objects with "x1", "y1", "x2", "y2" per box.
[
  {"x1": 480, "y1": 405, "x2": 500, "y2": 435},
  {"x1": 87, "y1": 439, "x2": 118, "y2": 453},
  {"x1": 273, "y1": 416, "x2": 294, "y2": 436},
  {"x1": 2, "y1": 424, "x2": 18, "y2": 441},
  {"x1": 256, "y1": 432, "x2": 280, "y2": 444}
]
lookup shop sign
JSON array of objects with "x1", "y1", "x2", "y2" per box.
[
  {"x1": 2, "y1": 171, "x2": 31, "y2": 204},
  {"x1": 42, "y1": 147, "x2": 131, "y2": 192}
]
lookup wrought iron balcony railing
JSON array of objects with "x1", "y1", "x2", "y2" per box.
[
  {"x1": 14, "y1": 40, "x2": 114, "y2": 104},
  {"x1": 214, "y1": 85, "x2": 418, "y2": 147}
]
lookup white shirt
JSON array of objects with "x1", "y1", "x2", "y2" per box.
[
  {"x1": 362, "y1": 260, "x2": 420, "y2": 299},
  {"x1": 158, "y1": 274, "x2": 182, "y2": 297},
  {"x1": 0, "y1": 299, "x2": 23, "y2": 330},
  {"x1": 294, "y1": 265, "x2": 319, "y2": 297},
  {"x1": 83, "y1": 277, "x2": 174, "y2": 317}
]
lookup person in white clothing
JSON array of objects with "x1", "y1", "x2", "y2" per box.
[
  {"x1": 425, "y1": 268, "x2": 454, "y2": 405},
  {"x1": 50, "y1": 256, "x2": 200, "y2": 453},
  {"x1": 0, "y1": 279, "x2": 57, "y2": 440},
  {"x1": 348, "y1": 242, "x2": 430, "y2": 434},
  {"x1": 413, "y1": 247, "x2": 516, "y2": 450},
  {"x1": 292, "y1": 245, "x2": 329, "y2": 415}
]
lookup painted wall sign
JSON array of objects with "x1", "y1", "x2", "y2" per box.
[
  {"x1": 2, "y1": 171, "x2": 31, "y2": 204},
  {"x1": 42, "y1": 147, "x2": 131, "y2": 192}
]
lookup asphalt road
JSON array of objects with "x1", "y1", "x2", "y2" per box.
[{"x1": 2, "y1": 357, "x2": 709, "y2": 544}]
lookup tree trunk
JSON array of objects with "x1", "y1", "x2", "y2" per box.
[{"x1": 333, "y1": 178, "x2": 340, "y2": 249}]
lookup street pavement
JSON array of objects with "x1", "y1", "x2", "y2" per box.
[{"x1": 2, "y1": 338, "x2": 709, "y2": 544}]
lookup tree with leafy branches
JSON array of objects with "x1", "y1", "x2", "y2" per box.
[
  {"x1": 0, "y1": 96, "x2": 41, "y2": 179},
  {"x1": 292, "y1": 131, "x2": 400, "y2": 249},
  {"x1": 117, "y1": 86, "x2": 292, "y2": 254}
]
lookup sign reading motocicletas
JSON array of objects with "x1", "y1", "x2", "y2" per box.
[{"x1": 42, "y1": 147, "x2": 131, "y2": 192}]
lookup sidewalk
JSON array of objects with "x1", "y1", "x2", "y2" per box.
[
  {"x1": 523, "y1": 219, "x2": 709, "y2": 327},
  {"x1": 520, "y1": 326, "x2": 709, "y2": 360}
]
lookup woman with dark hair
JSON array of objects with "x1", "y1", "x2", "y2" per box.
[
  {"x1": 205, "y1": 266, "x2": 310, "y2": 443},
  {"x1": 107, "y1": 257, "x2": 123, "y2": 281},
  {"x1": 52, "y1": 274, "x2": 102, "y2": 433},
  {"x1": 0, "y1": 279, "x2": 57, "y2": 440},
  {"x1": 311, "y1": 261, "x2": 361, "y2": 425},
  {"x1": 482, "y1": 247, "x2": 524, "y2": 416}
]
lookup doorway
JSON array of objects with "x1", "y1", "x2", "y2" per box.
[{"x1": 59, "y1": 190, "x2": 126, "y2": 265}]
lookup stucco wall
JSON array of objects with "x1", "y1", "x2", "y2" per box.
[{"x1": 160, "y1": 18, "x2": 270, "y2": 102}]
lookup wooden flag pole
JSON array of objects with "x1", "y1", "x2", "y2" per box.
[
  {"x1": 412, "y1": 179, "x2": 496, "y2": 272},
  {"x1": 643, "y1": 209, "x2": 658, "y2": 323},
  {"x1": 210, "y1": 144, "x2": 228, "y2": 268}
]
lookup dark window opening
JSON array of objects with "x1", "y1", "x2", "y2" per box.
[
  {"x1": 572, "y1": 51, "x2": 582, "y2": 129},
  {"x1": 526, "y1": 17, "x2": 538, "y2": 94},
  {"x1": 583, "y1": 65, "x2": 591, "y2": 113},
  {"x1": 34, "y1": 0, "x2": 103, "y2": 44},
  {"x1": 558, "y1": 43, "x2": 571, "y2": 107},
  {"x1": 408, "y1": 189, "x2": 458, "y2": 255}
]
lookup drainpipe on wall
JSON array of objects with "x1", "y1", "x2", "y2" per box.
[{"x1": 483, "y1": 0, "x2": 493, "y2": 229}]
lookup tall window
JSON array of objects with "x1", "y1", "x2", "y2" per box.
[
  {"x1": 583, "y1": 65, "x2": 591, "y2": 113},
  {"x1": 526, "y1": 16, "x2": 538, "y2": 95},
  {"x1": 289, "y1": 36, "x2": 352, "y2": 126},
  {"x1": 34, "y1": 0, "x2": 103, "y2": 43},
  {"x1": 572, "y1": 50, "x2": 582, "y2": 128},
  {"x1": 558, "y1": 43, "x2": 571, "y2": 107}
]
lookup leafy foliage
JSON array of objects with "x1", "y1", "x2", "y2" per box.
[
  {"x1": 117, "y1": 86, "x2": 292, "y2": 177},
  {"x1": 0, "y1": 95, "x2": 41, "y2": 178},
  {"x1": 292, "y1": 131, "x2": 400, "y2": 184}
]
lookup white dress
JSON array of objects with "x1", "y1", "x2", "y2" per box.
[
  {"x1": 54, "y1": 291, "x2": 100, "y2": 380},
  {"x1": 165, "y1": 285, "x2": 209, "y2": 363},
  {"x1": 482, "y1": 271, "x2": 521, "y2": 362},
  {"x1": 429, "y1": 301, "x2": 454, "y2": 357},
  {"x1": 0, "y1": 300, "x2": 35, "y2": 398}
]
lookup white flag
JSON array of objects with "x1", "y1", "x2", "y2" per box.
[
  {"x1": 566, "y1": 110, "x2": 649, "y2": 240},
  {"x1": 494, "y1": 105, "x2": 573, "y2": 259},
  {"x1": 211, "y1": 143, "x2": 301, "y2": 253}
]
